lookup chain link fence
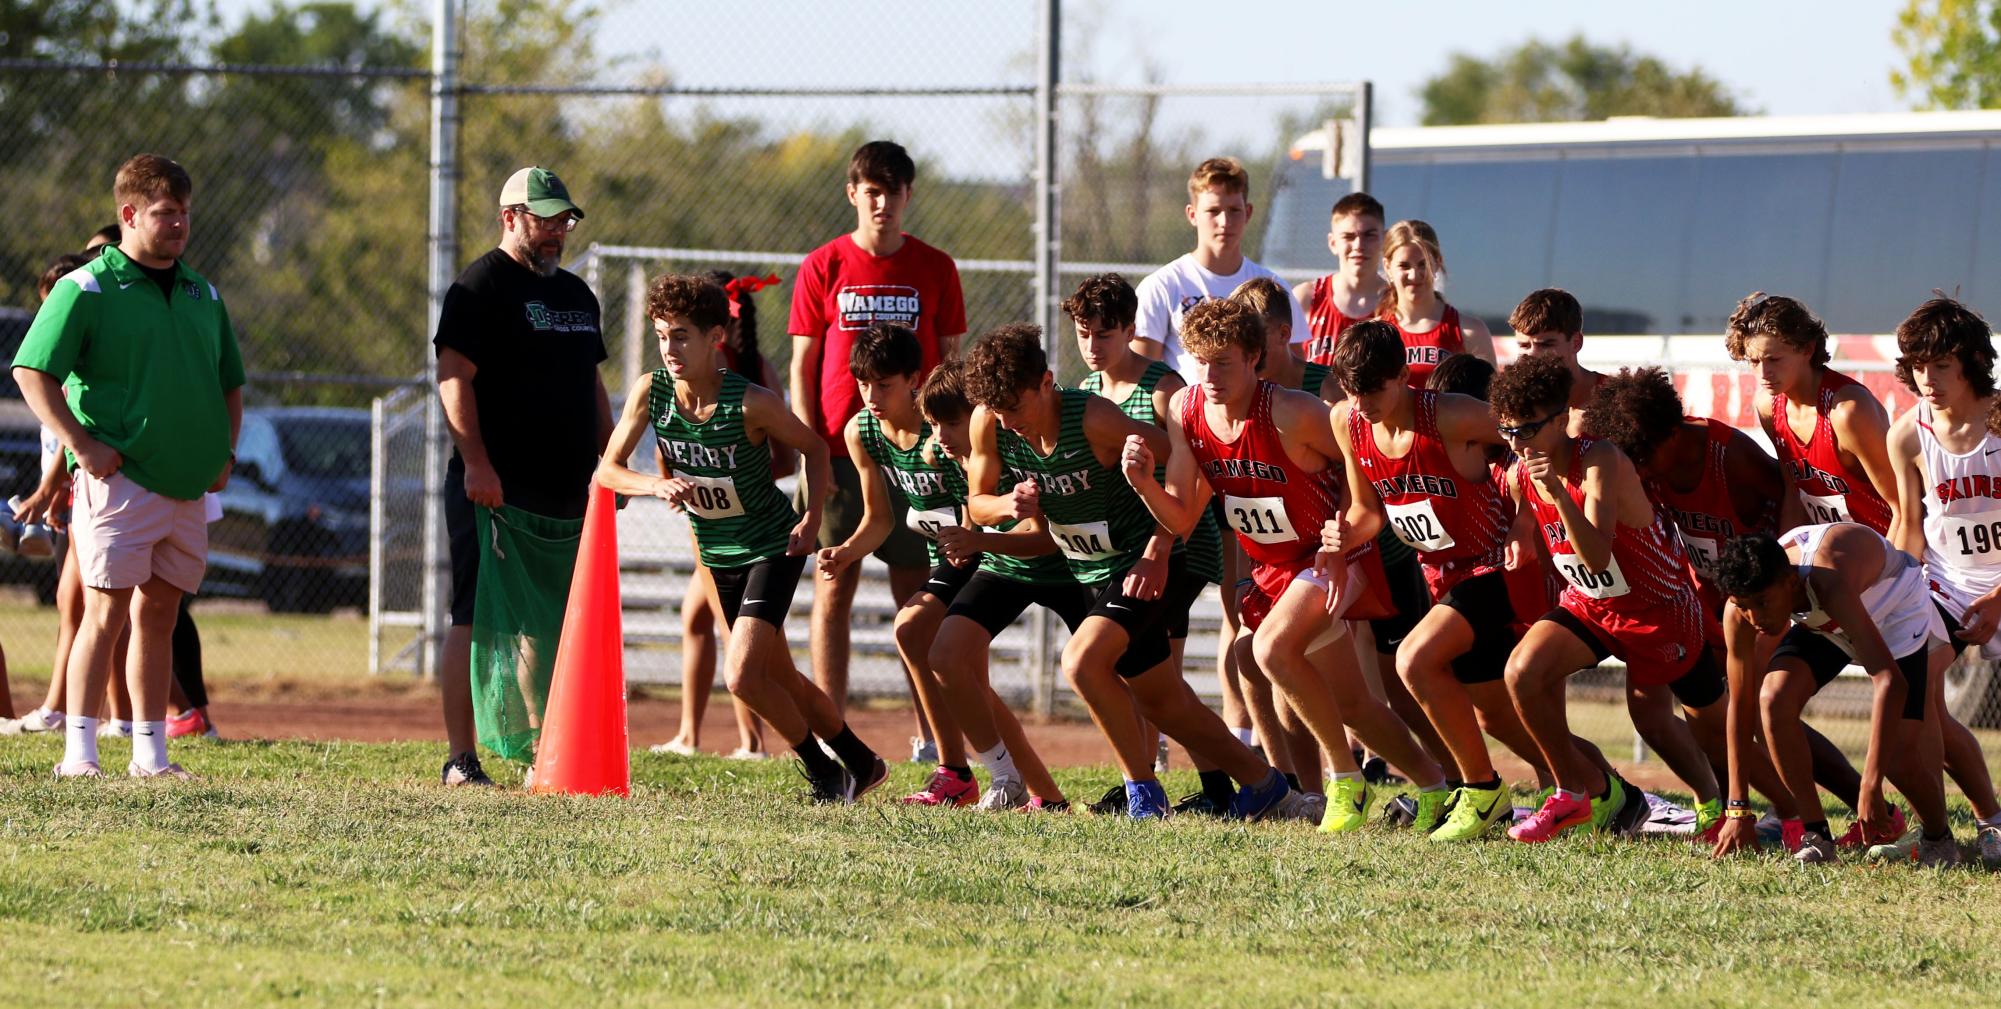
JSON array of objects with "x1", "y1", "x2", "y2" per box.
[{"x1": 0, "y1": 3, "x2": 1993, "y2": 792}]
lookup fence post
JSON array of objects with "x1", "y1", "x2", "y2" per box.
[
  {"x1": 1354, "y1": 80, "x2": 1372, "y2": 195},
  {"x1": 1030, "y1": 0, "x2": 1061, "y2": 718},
  {"x1": 422, "y1": 0, "x2": 460, "y2": 680},
  {"x1": 625, "y1": 262, "x2": 647, "y2": 390},
  {"x1": 369, "y1": 394, "x2": 387, "y2": 675}
]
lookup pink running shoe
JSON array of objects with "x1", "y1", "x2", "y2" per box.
[
  {"x1": 1021, "y1": 796, "x2": 1071, "y2": 814},
  {"x1": 902, "y1": 767, "x2": 978, "y2": 807},
  {"x1": 167, "y1": 707, "x2": 217, "y2": 740},
  {"x1": 1835, "y1": 804, "x2": 1905, "y2": 849},
  {"x1": 1508, "y1": 790, "x2": 1593, "y2": 843}
]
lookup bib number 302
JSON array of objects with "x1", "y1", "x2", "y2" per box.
[{"x1": 1385, "y1": 498, "x2": 1457, "y2": 552}]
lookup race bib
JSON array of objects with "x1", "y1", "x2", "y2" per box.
[
  {"x1": 679, "y1": 473, "x2": 745, "y2": 519},
  {"x1": 1385, "y1": 498, "x2": 1457, "y2": 552},
  {"x1": 1937, "y1": 512, "x2": 2001, "y2": 568},
  {"x1": 1223, "y1": 494, "x2": 1300, "y2": 545},
  {"x1": 1047, "y1": 520, "x2": 1119, "y2": 563},
  {"x1": 1799, "y1": 491, "x2": 1851, "y2": 525},
  {"x1": 1555, "y1": 554, "x2": 1631, "y2": 600},
  {"x1": 1680, "y1": 533, "x2": 1719, "y2": 581},
  {"x1": 906, "y1": 505, "x2": 959, "y2": 541}
]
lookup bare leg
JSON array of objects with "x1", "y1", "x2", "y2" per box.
[
  {"x1": 1125, "y1": 654, "x2": 1273, "y2": 785},
  {"x1": 674, "y1": 564, "x2": 721, "y2": 748},
  {"x1": 1682, "y1": 694, "x2": 1797, "y2": 817},
  {"x1": 1216, "y1": 537, "x2": 1250, "y2": 735},
  {"x1": 887, "y1": 564, "x2": 932, "y2": 743},
  {"x1": 67, "y1": 584, "x2": 135, "y2": 721},
  {"x1": 893, "y1": 592, "x2": 963, "y2": 767},
  {"x1": 1502, "y1": 619, "x2": 1610, "y2": 795},
  {"x1": 1627, "y1": 681, "x2": 1719, "y2": 803},
  {"x1": 1063, "y1": 617, "x2": 1156, "y2": 781},
  {"x1": 988, "y1": 691, "x2": 1063, "y2": 802},
  {"x1": 127, "y1": 577, "x2": 182, "y2": 723},
  {"x1": 1760, "y1": 660, "x2": 1828, "y2": 826},
  {"x1": 40, "y1": 540, "x2": 84, "y2": 713},
  {"x1": 441, "y1": 624, "x2": 476, "y2": 757},
  {"x1": 809, "y1": 560, "x2": 862, "y2": 717},
  {"x1": 928, "y1": 615, "x2": 1005, "y2": 753},
  {"x1": 1397, "y1": 606, "x2": 1499, "y2": 783}
]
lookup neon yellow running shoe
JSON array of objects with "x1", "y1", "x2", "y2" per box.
[
  {"x1": 1694, "y1": 798, "x2": 1723, "y2": 835},
  {"x1": 1412, "y1": 788, "x2": 1451, "y2": 832},
  {"x1": 1588, "y1": 775, "x2": 1628, "y2": 834},
  {"x1": 1430, "y1": 783, "x2": 1511, "y2": 841},
  {"x1": 1320, "y1": 777, "x2": 1374, "y2": 833}
]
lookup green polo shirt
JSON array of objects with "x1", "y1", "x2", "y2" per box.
[{"x1": 13, "y1": 247, "x2": 245, "y2": 501}]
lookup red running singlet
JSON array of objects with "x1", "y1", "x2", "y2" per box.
[
  {"x1": 1348, "y1": 389, "x2": 1511, "y2": 598},
  {"x1": 1183, "y1": 382, "x2": 1390, "y2": 623},
  {"x1": 1387, "y1": 304, "x2": 1466, "y2": 389},
  {"x1": 1514, "y1": 438, "x2": 1704, "y2": 684},
  {"x1": 1772, "y1": 370, "x2": 1893, "y2": 534},
  {"x1": 1303, "y1": 274, "x2": 1372, "y2": 365},
  {"x1": 1649, "y1": 417, "x2": 1776, "y2": 585}
]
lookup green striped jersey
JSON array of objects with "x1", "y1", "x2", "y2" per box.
[
  {"x1": 650, "y1": 369, "x2": 796, "y2": 568},
  {"x1": 1301, "y1": 361, "x2": 1331, "y2": 398},
  {"x1": 1082, "y1": 362, "x2": 1222, "y2": 584},
  {"x1": 857, "y1": 408, "x2": 968, "y2": 568},
  {"x1": 996, "y1": 387, "x2": 1157, "y2": 585}
]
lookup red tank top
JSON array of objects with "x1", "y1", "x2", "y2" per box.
[
  {"x1": 1388, "y1": 304, "x2": 1465, "y2": 388},
  {"x1": 1648, "y1": 417, "x2": 1775, "y2": 586},
  {"x1": 1772, "y1": 369, "x2": 1893, "y2": 534},
  {"x1": 1303, "y1": 274, "x2": 1371, "y2": 365},
  {"x1": 1349, "y1": 389, "x2": 1511, "y2": 595},
  {"x1": 1514, "y1": 437, "x2": 1700, "y2": 621},
  {"x1": 1182, "y1": 381, "x2": 1346, "y2": 571}
]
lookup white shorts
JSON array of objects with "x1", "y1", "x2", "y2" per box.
[{"x1": 70, "y1": 470, "x2": 209, "y2": 593}]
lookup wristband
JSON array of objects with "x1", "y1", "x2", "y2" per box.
[
  {"x1": 1235, "y1": 578, "x2": 1255, "y2": 590},
  {"x1": 1723, "y1": 808, "x2": 1757, "y2": 820},
  {"x1": 1725, "y1": 798, "x2": 1750, "y2": 810}
]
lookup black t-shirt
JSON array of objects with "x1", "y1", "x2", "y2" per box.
[
  {"x1": 138, "y1": 261, "x2": 178, "y2": 300},
  {"x1": 433, "y1": 248, "x2": 606, "y2": 518}
]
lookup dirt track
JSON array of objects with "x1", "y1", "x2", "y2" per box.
[{"x1": 6, "y1": 679, "x2": 1693, "y2": 793}]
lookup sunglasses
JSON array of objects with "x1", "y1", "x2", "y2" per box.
[{"x1": 1497, "y1": 408, "x2": 1567, "y2": 442}]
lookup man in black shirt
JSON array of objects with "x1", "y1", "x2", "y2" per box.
[{"x1": 433, "y1": 166, "x2": 611, "y2": 785}]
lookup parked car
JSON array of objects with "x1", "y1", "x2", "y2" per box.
[{"x1": 204, "y1": 406, "x2": 371, "y2": 613}]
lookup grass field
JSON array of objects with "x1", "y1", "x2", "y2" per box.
[{"x1": 3, "y1": 736, "x2": 1998, "y2": 1008}]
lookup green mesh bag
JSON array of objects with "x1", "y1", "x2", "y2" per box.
[{"x1": 471, "y1": 504, "x2": 584, "y2": 764}]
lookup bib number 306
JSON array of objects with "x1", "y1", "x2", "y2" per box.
[{"x1": 1557, "y1": 555, "x2": 1631, "y2": 600}]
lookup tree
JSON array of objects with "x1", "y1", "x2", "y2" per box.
[
  {"x1": 1893, "y1": 0, "x2": 2001, "y2": 109},
  {"x1": 1418, "y1": 36, "x2": 1747, "y2": 126}
]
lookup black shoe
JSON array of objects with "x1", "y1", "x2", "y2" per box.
[
  {"x1": 1171, "y1": 791, "x2": 1228, "y2": 817},
  {"x1": 441, "y1": 752, "x2": 494, "y2": 787},
  {"x1": 1361, "y1": 755, "x2": 1405, "y2": 786},
  {"x1": 1610, "y1": 775, "x2": 1649, "y2": 837},
  {"x1": 1382, "y1": 793, "x2": 1419, "y2": 827},
  {"x1": 1088, "y1": 783, "x2": 1129, "y2": 816},
  {"x1": 797, "y1": 760, "x2": 851, "y2": 804},
  {"x1": 845, "y1": 756, "x2": 890, "y2": 804}
]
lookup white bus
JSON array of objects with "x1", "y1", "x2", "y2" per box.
[{"x1": 1266, "y1": 110, "x2": 2001, "y2": 342}]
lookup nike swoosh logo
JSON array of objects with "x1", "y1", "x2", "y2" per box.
[
  {"x1": 118, "y1": 281, "x2": 138, "y2": 289},
  {"x1": 1474, "y1": 794, "x2": 1501, "y2": 819},
  {"x1": 1104, "y1": 602, "x2": 1131, "y2": 612},
  {"x1": 1987, "y1": 447, "x2": 2001, "y2": 456},
  {"x1": 1351, "y1": 794, "x2": 1366, "y2": 814}
]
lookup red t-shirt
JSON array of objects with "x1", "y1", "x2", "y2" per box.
[{"x1": 788, "y1": 234, "x2": 966, "y2": 455}]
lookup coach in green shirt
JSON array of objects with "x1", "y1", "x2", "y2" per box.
[{"x1": 11, "y1": 153, "x2": 243, "y2": 781}]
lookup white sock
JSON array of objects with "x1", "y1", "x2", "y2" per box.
[
  {"x1": 113, "y1": 719, "x2": 133, "y2": 734},
  {"x1": 1233, "y1": 727, "x2": 1255, "y2": 746},
  {"x1": 31, "y1": 707, "x2": 61, "y2": 728},
  {"x1": 1977, "y1": 812, "x2": 2001, "y2": 829},
  {"x1": 63, "y1": 716, "x2": 99, "y2": 766},
  {"x1": 975, "y1": 741, "x2": 1019, "y2": 784},
  {"x1": 133, "y1": 720, "x2": 169, "y2": 772},
  {"x1": 1556, "y1": 788, "x2": 1588, "y2": 801}
]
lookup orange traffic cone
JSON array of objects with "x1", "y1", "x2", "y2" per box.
[{"x1": 530, "y1": 479, "x2": 630, "y2": 796}]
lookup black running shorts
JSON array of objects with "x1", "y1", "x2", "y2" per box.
[
  {"x1": 1369, "y1": 548, "x2": 1432, "y2": 655},
  {"x1": 710, "y1": 553, "x2": 807, "y2": 629},
  {"x1": 1770, "y1": 624, "x2": 1929, "y2": 721},
  {"x1": 1437, "y1": 568, "x2": 1519, "y2": 685}
]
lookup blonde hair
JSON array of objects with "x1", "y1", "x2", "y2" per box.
[
  {"x1": 1379, "y1": 219, "x2": 1444, "y2": 320},
  {"x1": 1187, "y1": 156, "x2": 1250, "y2": 201},
  {"x1": 1228, "y1": 276, "x2": 1291, "y2": 333}
]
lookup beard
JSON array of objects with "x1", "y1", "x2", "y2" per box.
[{"x1": 527, "y1": 241, "x2": 562, "y2": 277}]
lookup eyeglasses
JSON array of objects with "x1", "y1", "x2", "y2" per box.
[
  {"x1": 509, "y1": 206, "x2": 579, "y2": 233},
  {"x1": 1497, "y1": 408, "x2": 1567, "y2": 442}
]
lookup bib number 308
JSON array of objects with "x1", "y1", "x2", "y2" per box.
[{"x1": 678, "y1": 473, "x2": 745, "y2": 519}]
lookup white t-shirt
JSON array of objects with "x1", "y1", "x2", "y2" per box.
[{"x1": 1134, "y1": 253, "x2": 1307, "y2": 383}]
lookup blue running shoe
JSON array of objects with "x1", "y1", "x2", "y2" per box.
[
  {"x1": 1125, "y1": 779, "x2": 1171, "y2": 820},
  {"x1": 1228, "y1": 768, "x2": 1293, "y2": 822}
]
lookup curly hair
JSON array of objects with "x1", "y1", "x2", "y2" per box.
[
  {"x1": 1509, "y1": 288, "x2": 1582, "y2": 338},
  {"x1": 850, "y1": 322, "x2": 923, "y2": 381},
  {"x1": 1725, "y1": 292, "x2": 1829, "y2": 368},
  {"x1": 646, "y1": 273, "x2": 730, "y2": 332},
  {"x1": 1488, "y1": 352, "x2": 1574, "y2": 424},
  {"x1": 1330, "y1": 320, "x2": 1407, "y2": 395},
  {"x1": 1712, "y1": 533, "x2": 1792, "y2": 598},
  {"x1": 1583, "y1": 367, "x2": 1685, "y2": 466},
  {"x1": 1894, "y1": 295, "x2": 1996, "y2": 399},
  {"x1": 918, "y1": 358, "x2": 972, "y2": 425},
  {"x1": 962, "y1": 324, "x2": 1047, "y2": 409},
  {"x1": 1060, "y1": 273, "x2": 1138, "y2": 330},
  {"x1": 1426, "y1": 352, "x2": 1495, "y2": 401},
  {"x1": 1181, "y1": 298, "x2": 1265, "y2": 369}
]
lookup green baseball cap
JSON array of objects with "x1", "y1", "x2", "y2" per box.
[{"x1": 498, "y1": 166, "x2": 583, "y2": 219}]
